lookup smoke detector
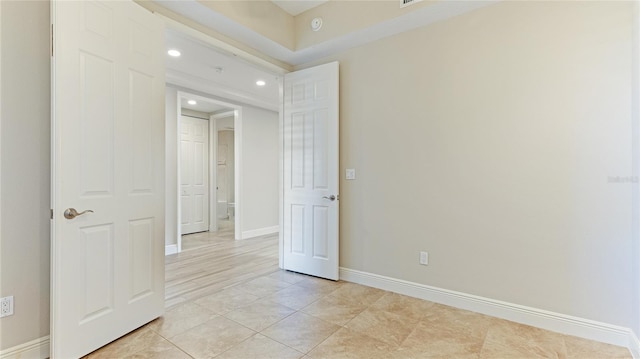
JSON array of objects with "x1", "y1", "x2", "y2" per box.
[{"x1": 311, "y1": 17, "x2": 323, "y2": 32}]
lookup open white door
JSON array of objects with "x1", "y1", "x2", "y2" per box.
[
  {"x1": 51, "y1": 1, "x2": 165, "y2": 357},
  {"x1": 282, "y1": 62, "x2": 339, "y2": 280},
  {"x1": 180, "y1": 116, "x2": 210, "y2": 234}
]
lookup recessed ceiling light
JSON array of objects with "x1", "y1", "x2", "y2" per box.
[
  {"x1": 188, "y1": 100, "x2": 197, "y2": 105},
  {"x1": 256, "y1": 80, "x2": 266, "y2": 86},
  {"x1": 168, "y1": 49, "x2": 181, "y2": 57}
]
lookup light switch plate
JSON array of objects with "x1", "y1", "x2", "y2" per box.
[
  {"x1": 346, "y1": 168, "x2": 356, "y2": 180},
  {"x1": 420, "y1": 251, "x2": 428, "y2": 265}
]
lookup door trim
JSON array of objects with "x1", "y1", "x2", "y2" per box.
[{"x1": 278, "y1": 76, "x2": 284, "y2": 269}]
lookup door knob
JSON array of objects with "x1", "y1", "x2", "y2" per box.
[
  {"x1": 322, "y1": 195, "x2": 336, "y2": 201},
  {"x1": 64, "y1": 208, "x2": 94, "y2": 219}
]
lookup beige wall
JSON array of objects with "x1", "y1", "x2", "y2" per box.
[
  {"x1": 165, "y1": 88, "x2": 179, "y2": 247},
  {"x1": 241, "y1": 106, "x2": 279, "y2": 234},
  {"x1": 299, "y1": 0, "x2": 634, "y2": 327},
  {"x1": 0, "y1": 0, "x2": 50, "y2": 350},
  {"x1": 199, "y1": 0, "x2": 295, "y2": 50}
]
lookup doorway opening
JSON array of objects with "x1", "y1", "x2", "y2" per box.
[
  {"x1": 165, "y1": 26, "x2": 282, "y2": 256},
  {"x1": 211, "y1": 110, "x2": 236, "y2": 239},
  {"x1": 175, "y1": 91, "x2": 241, "y2": 252}
]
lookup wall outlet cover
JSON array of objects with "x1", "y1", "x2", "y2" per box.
[{"x1": 0, "y1": 296, "x2": 14, "y2": 318}]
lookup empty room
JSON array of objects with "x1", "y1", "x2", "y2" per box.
[{"x1": 0, "y1": 0, "x2": 638, "y2": 358}]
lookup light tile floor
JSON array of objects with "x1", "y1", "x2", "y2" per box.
[{"x1": 85, "y1": 231, "x2": 632, "y2": 359}]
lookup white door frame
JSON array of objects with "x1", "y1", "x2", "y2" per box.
[
  {"x1": 175, "y1": 91, "x2": 242, "y2": 252},
  {"x1": 278, "y1": 76, "x2": 285, "y2": 269}
]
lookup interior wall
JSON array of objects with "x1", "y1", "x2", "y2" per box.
[
  {"x1": 217, "y1": 129, "x2": 235, "y2": 207},
  {"x1": 181, "y1": 108, "x2": 209, "y2": 119},
  {"x1": 217, "y1": 116, "x2": 234, "y2": 130},
  {"x1": 198, "y1": 1, "x2": 295, "y2": 50},
  {"x1": 298, "y1": 0, "x2": 634, "y2": 328},
  {"x1": 0, "y1": 0, "x2": 50, "y2": 350},
  {"x1": 165, "y1": 87, "x2": 178, "y2": 247},
  {"x1": 241, "y1": 106, "x2": 279, "y2": 234}
]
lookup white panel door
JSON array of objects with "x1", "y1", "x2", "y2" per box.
[
  {"x1": 51, "y1": 1, "x2": 165, "y2": 358},
  {"x1": 180, "y1": 116, "x2": 209, "y2": 234},
  {"x1": 283, "y1": 62, "x2": 339, "y2": 280}
]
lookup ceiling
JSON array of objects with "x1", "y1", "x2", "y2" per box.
[
  {"x1": 271, "y1": 0, "x2": 329, "y2": 16},
  {"x1": 180, "y1": 97, "x2": 232, "y2": 114},
  {"x1": 160, "y1": 0, "x2": 497, "y2": 111},
  {"x1": 166, "y1": 29, "x2": 281, "y2": 110},
  {"x1": 153, "y1": 0, "x2": 497, "y2": 66}
]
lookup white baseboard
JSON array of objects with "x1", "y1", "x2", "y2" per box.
[
  {"x1": 339, "y1": 267, "x2": 635, "y2": 352},
  {"x1": 241, "y1": 225, "x2": 279, "y2": 239},
  {"x1": 0, "y1": 335, "x2": 49, "y2": 359},
  {"x1": 165, "y1": 244, "x2": 178, "y2": 256}
]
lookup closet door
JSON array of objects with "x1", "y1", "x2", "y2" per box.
[{"x1": 181, "y1": 116, "x2": 209, "y2": 234}]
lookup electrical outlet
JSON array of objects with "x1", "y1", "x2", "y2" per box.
[
  {"x1": 419, "y1": 251, "x2": 428, "y2": 265},
  {"x1": 0, "y1": 296, "x2": 14, "y2": 318}
]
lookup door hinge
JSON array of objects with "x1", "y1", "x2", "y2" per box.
[{"x1": 50, "y1": 209, "x2": 53, "y2": 219}]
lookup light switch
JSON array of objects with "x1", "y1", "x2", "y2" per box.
[{"x1": 346, "y1": 168, "x2": 356, "y2": 180}]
